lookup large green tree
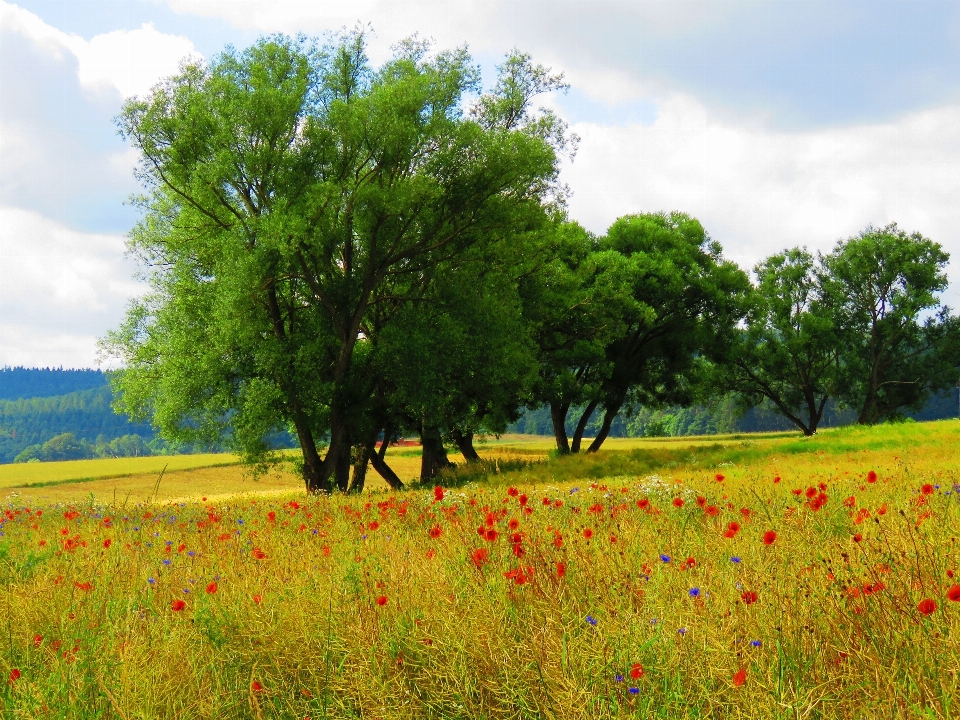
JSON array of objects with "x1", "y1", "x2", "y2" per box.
[
  {"x1": 104, "y1": 34, "x2": 567, "y2": 493},
  {"x1": 715, "y1": 248, "x2": 841, "y2": 435},
  {"x1": 822, "y1": 224, "x2": 960, "y2": 424}
]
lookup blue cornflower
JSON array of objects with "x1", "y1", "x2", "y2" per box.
[
  {"x1": 183, "y1": 588, "x2": 190, "y2": 593},
  {"x1": 237, "y1": 519, "x2": 244, "y2": 525},
  {"x1": 688, "y1": 587, "x2": 700, "y2": 598},
  {"x1": 570, "y1": 487, "x2": 580, "y2": 494},
  {"x1": 678, "y1": 627, "x2": 688, "y2": 635},
  {"x1": 187, "y1": 551, "x2": 196, "y2": 557},
  {"x1": 628, "y1": 687, "x2": 640, "y2": 695},
  {"x1": 162, "y1": 559, "x2": 172, "y2": 566},
  {"x1": 731, "y1": 556, "x2": 742, "y2": 564},
  {"x1": 660, "y1": 554, "x2": 671, "y2": 563},
  {"x1": 147, "y1": 577, "x2": 155, "y2": 585},
  {"x1": 133, "y1": 527, "x2": 140, "y2": 532},
  {"x1": 751, "y1": 640, "x2": 762, "y2": 647},
  {"x1": 615, "y1": 674, "x2": 624, "y2": 682},
  {"x1": 585, "y1": 615, "x2": 598, "y2": 626}
]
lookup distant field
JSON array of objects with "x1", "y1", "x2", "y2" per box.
[
  {"x1": 0, "y1": 453, "x2": 242, "y2": 489},
  {"x1": 1, "y1": 421, "x2": 956, "y2": 504}
]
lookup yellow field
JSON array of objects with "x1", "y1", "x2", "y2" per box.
[{"x1": 2, "y1": 421, "x2": 958, "y2": 718}]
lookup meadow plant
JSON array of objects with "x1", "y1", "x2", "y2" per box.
[{"x1": 1, "y1": 426, "x2": 959, "y2": 718}]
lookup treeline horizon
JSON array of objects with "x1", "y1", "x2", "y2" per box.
[{"x1": 83, "y1": 32, "x2": 960, "y2": 492}]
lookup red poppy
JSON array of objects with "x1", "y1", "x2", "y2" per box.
[
  {"x1": 508, "y1": 518, "x2": 520, "y2": 530},
  {"x1": 251, "y1": 680, "x2": 264, "y2": 692},
  {"x1": 518, "y1": 494, "x2": 528, "y2": 506},
  {"x1": 507, "y1": 487, "x2": 519, "y2": 497},
  {"x1": 672, "y1": 498, "x2": 685, "y2": 508},
  {"x1": 583, "y1": 528, "x2": 594, "y2": 540},
  {"x1": 763, "y1": 530, "x2": 777, "y2": 545},
  {"x1": 434, "y1": 486, "x2": 445, "y2": 502},
  {"x1": 556, "y1": 562, "x2": 566, "y2": 578},
  {"x1": 376, "y1": 595, "x2": 388, "y2": 606},
  {"x1": 947, "y1": 585, "x2": 960, "y2": 602},
  {"x1": 715, "y1": 474, "x2": 725, "y2": 482},
  {"x1": 429, "y1": 525, "x2": 442, "y2": 539},
  {"x1": 853, "y1": 533, "x2": 863, "y2": 543},
  {"x1": 918, "y1": 598, "x2": 936, "y2": 616},
  {"x1": 471, "y1": 547, "x2": 489, "y2": 567},
  {"x1": 9, "y1": 669, "x2": 20, "y2": 683},
  {"x1": 206, "y1": 581, "x2": 218, "y2": 594},
  {"x1": 171, "y1": 599, "x2": 186, "y2": 612},
  {"x1": 696, "y1": 496, "x2": 706, "y2": 507},
  {"x1": 553, "y1": 533, "x2": 563, "y2": 548},
  {"x1": 705, "y1": 505, "x2": 719, "y2": 517},
  {"x1": 741, "y1": 591, "x2": 758, "y2": 605},
  {"x1": 484, "y1": 528, "x2": 498, "y2": 542},
  {"x1": 773, "y1": 475, "x2": 781, "y2": 484},
  {"x1": 267, "y1": 511, "x2": 276, "y2": 522},
  {"x1": 920, "y1": 484, "x2": 934, "y2": 496},
  {"x1": 75, "y1": 582, "x2": 92, "y2": 591},
  {"x1": 637, "y1": 498, "x2": 650, "y2": 510},
  {"x1": 542, "y1": 497, "x2": 552, "y2": 506},
  {"x1": 253, "y1": 594, "x2": 262, "y2": 605},
  {"x1": 867, "y1": 471, "x2": 878, "y2": 483},
  {"x1": 103, "y1": 538, "x2": 112, "y2": 549},
  {"x1": 368, "y1": 521, "x2": 380, "y2": 531},
  {"x1": 33, "y1": 634, "x2": 42, "y2": 648},
  {"x1": 732, "y1": 668, "x2": 746, "y2": 687},
  {"x1": 252, "y1": 547, "x2": 267, "y2": 560}
]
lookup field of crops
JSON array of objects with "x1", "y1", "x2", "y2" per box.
[{"x1": 1, "y1": 420, "x2": 958, "y2": 718}]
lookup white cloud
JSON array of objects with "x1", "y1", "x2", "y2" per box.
[
  {"x1": 1, "y1": 2, "x2": 198, "y2": 98},
  {"x1": 562, "y1": 94, "x2": 960, "y2": 306},
  {"x1": 0, "y1": 207, "x2": 145, "y2": 368}
]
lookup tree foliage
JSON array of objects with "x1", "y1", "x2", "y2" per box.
[{"x1": 105, "y1": 32, "x2": 569, "y2": 492}]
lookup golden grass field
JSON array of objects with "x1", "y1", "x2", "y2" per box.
[{"x1": 1, "y1": 420, "x2": 958, "y2": 718}]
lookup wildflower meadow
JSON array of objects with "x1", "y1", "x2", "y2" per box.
[{"x1": 1, "y1": 421, "x2": 959, "y2": 719}]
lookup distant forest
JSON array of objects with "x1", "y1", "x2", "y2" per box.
[{"x1": 0, "y1": 367, "x2": 108, "y2": 401}]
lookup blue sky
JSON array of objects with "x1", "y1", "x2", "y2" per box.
[{"x1": 3, "y1": 0, "x2": 960, "y2": 366}]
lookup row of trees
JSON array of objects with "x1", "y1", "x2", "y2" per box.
[
  {"x1": 104, "y1": 32, "x2": 960, "y2": 493},
  {"x1": 14, "y1": 432, "x2": 155, "y2": 463}
]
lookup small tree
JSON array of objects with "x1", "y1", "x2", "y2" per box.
[
  {"x1": 715, "y1": 248, "x2": 840, "y2": 435},
  {"x1": 822, "y1": 223, "x2": 960, "y2": 424}
]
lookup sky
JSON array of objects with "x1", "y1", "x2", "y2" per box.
[{"x1": 4, "y1": 0, "x2": 960, "y2": 368}]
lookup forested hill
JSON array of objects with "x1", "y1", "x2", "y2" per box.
[
  {"x1": 0, "y1": 385, "x2": 155, "y2": 464},
  {"x1": 0, "y1": 367, "x2": 107, "y2": 400}
]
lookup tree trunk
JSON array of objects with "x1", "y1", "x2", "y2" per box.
[
  {"x1": 451, "y1": 429, "x2": 481, "y2": 463},
  {"x1": 348, "y1": 438, "x2": 376, "y2": 494},
  {"x1": 292, "y1": 415, "x2": 332, "y2": 494},
  {"x1": 320, "y1": 408, "x2": 352, "y2": 492},
  {"x1": 370, "y1": 444, "x2": 405, "y2": 489},
  {"x1": 570, "y1": 399, "x2": 599, "y2": 454},
  {"x1": 420, "y1": 424, "x2": 454, "y2": 484},
  {"x1": 550, "y1": 402, "x2": 571, "y2": 454},
  {"x1": 586, "y1": 403, "x2": 622, "y2": 453}
]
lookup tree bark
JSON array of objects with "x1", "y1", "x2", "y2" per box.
[
  {"x1": 451, "y1": 429, "x2": 481, "y2": 463},
  {"x1": 586, "y1": 402, "x2": 622, "y2": 453},
  {"x1": 550, "y1": 402, "x2": 571, "y2": 454},
  {"x1": 292, "y1": 413, "x2": 331, "y2": 493},
  {"x1": 370, "y1": 447, "x2": 406, "y2": 489},
  {"x1": 570, "y1": 399, "x2": 599, "y2": 454},
  {"x1": 420, "y1": 424, "x2": 454, "y2": 484},
  {"x1": 348, "y1": 441, "x2": 373, "y2": 494}
]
